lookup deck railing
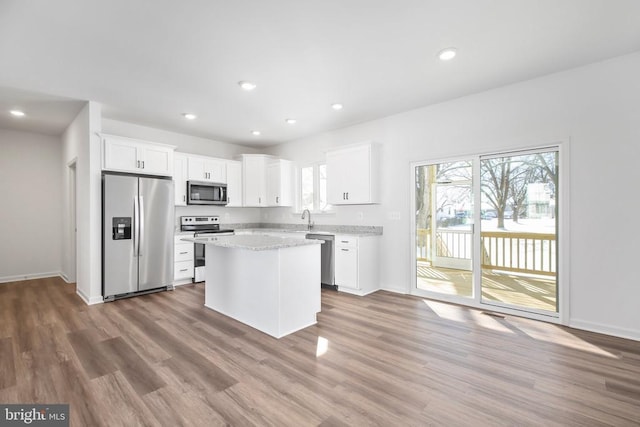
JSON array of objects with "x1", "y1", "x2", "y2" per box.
[{"x1": 416, "y1": 228, "x2": 556, "y2": 276}]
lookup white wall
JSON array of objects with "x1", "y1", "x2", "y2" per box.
[
  {"x1": 0, "y1": 129, "x2": 62, "y2": 282},
  {"x1": 61, "y1": 102, "x2": 103, "y2": 304},
  {"x1": 266, "y1": 52, "x2": 640, "y2": 341}
]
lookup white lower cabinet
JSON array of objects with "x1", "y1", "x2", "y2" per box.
[
  {"x1": 174, "y1": 236, "x2": 194, "y2": 283},
  {"x1": 334, "y1": 234, "x2": 379, "y2": 295}
]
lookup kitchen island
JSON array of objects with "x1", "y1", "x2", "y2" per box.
[{"x1": 181, "y1": 234, "x2": 323, "y2": 338}]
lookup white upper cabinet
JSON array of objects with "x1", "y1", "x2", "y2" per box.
[
  {"x1": 102, "y1": 135, "x2": 175, "y2": 177},
  {"x1": 327, "y1": 142, "x2": 379, "y2": 205},
  {"x1": 187, "y1": 156, "x2": 227, "y2": 183},
  {"x1": 174, "y1": 153, "x2": 188, "y2": 206},
  {"x1": 241, "y1": 154, "x2": 269, "y2": 207},
  {"x1": 266, "y1": 159, "x2": 293, "y2": 207},
  {"x1": 226, "y1": 160, "x2": 243, "y2": 207}
]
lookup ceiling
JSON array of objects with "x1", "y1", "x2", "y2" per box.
[{"x1": 1, "y1": 1, "x2": 639, "y2": 146}]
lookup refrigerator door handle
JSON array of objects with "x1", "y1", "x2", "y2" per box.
[
  {"x1": 133, "y1": 195, "x2": 139, "y2": 257},
  {"x1": 139, "y1": 195, "x2": 145, "y2": 257}
]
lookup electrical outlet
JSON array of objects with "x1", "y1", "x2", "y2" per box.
[{"x1": 389, "y1": 211, "x2": 401, "y2": 220}]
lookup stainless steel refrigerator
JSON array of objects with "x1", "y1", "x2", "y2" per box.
[{"x1": 103, "y1": 173, "x2": 174, "y2": 301}]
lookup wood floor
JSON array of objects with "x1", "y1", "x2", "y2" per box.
[{"x1": 1, "y1": 277, "x2": 639, "y2": 426}]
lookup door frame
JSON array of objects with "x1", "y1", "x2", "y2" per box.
[
  {"x1": 409, "y1": 141, "x2": 570, "y2": 325},
  {"x1": 67, "y1": 158, "x2": 78, "y2": 284}
]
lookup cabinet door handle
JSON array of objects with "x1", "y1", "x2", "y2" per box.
[
  {"x1": 179, "y1": 269, "x2": 188, "y2": 272},
  {"x1": 341, "y1": 248, "x2": 349, "y2": 251},
  {"x1": 276, "y1": 196, "x2": 279, "y2": 204},
  {"x1": 179, "y1": 251, "x2": 188, "y2": 255},
  {"x1": 183, "y1": 195, "x2": 186, "y2": 202},
  {"x1": 141, "y1": 161, "x2": 145, "y2": 169},
  {"x1": 346, "y1": 192, "x2": 348, "y2": 200},
  {"x1": 259, "y1": 197, "x2": 261, "y2": 204},
  {"x1": 137, "y1": 160, "x2": 140, "y2": 168},
  {"x1": 341, "y1": 240, "x2": 349, "y2": 243}
]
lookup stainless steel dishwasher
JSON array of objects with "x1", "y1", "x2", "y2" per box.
[{"x1": 306, "y1": 234, "x2": 336, "y2": 289}]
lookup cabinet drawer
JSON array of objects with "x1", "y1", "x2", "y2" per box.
[
  {"x1": 174, "y1": 260, "x2": 194, "y2": 280},
  {"x1": 174, "y1": 243, "x2": 193, "y2": 262},
  {"x1": 336, "y1": 235, "x2": 358, "y2": 248},
  {"x1": 175, "y1": 235, "x2": 193, "y2": 244}
]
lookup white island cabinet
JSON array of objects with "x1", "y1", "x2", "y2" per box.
[{"x1": 181, "y1": 234, "x2": 322, "y2": 338}]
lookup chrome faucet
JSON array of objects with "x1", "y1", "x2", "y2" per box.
[{"x1": 301, "y1": 209, "x2": 314, "y2": 231}]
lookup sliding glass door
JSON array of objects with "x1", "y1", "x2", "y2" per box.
[
  {"x1": 479, "y1": 150, "x2": 558, "y2": 314},
  {"x1": 415, "y1": 160, "x2": 474, "y2": 299},
  {"x1": 413, "y1": 148, "x2": 560, "y2": 318}
]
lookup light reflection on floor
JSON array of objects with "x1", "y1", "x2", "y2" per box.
[{"x1": 422, "y1": 299, "x2": 618, "y2": 359}]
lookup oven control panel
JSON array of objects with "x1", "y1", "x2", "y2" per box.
[{"x1": 181, "y1": 216, "x2": 220, "y2": 226}]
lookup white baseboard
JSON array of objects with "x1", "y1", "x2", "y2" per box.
[
  {"x1": 569, "y1": 318, "x2": 640, "y2": 342},
  {"x1": 173, "y1": 279, "x2": 195, "y2": 287},
  {"x1": 378, "y1": 286, "x2": 409, "y2": 295},
  {"x1": 337, "y1": 287, "x2": 378, "y2": 296},
  {"x1": 0, "y1": 271, "x2": 63, "y2": 284},
  {"x1": 76, "y1": 288, "x2": 104, "y2": 305}
]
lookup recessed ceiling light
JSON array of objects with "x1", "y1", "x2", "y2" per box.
[
  {"x1": 238, "y1": 81, "x2": 257, "y2": 91},
  {"x1": 438, "y1": 47, "x2": 457, "y2": 61},
  {"x1": 182, "y1": 113, "x2": 197, "y2": 120},
  {"x1": 331, "y1": 103, "x2": 343, "y2": 111},
  {"x1": 285, "y1": 118, "x2": 297, "y2": 124},
  {"x1": 251, "y1": 130, "x2": 261, "y2": 136},
  {"x1": 10, "y1": 110, "x2": 25, "y2": 117}
]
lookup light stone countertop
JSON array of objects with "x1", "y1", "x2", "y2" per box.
[
  {"x1": 180, "y1": 234, "x2": 324, "y2": 251},
  {"x1": 236, "y1": 228, "x2": 381, "y2": 237}
]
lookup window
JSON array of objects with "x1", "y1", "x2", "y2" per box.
[{"x1": 300, "y1": 163, "x2": 329, "y2": 212}]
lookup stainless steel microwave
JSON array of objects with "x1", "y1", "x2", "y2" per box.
[{"x1": 187, "y1": 181, "x2": 227, "y2": 205}]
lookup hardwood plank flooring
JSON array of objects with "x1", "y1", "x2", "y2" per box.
[{"x1": 0, "y1": 277, "x2": 639, "y2": 426}]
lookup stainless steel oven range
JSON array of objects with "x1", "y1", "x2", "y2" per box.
[{"x1": 180, "y1": 216, "x2": 234, "y2": 282}]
